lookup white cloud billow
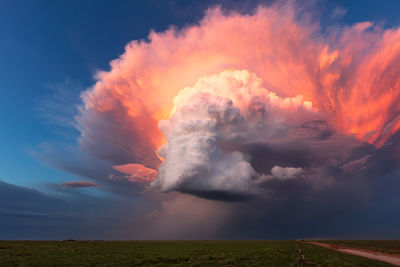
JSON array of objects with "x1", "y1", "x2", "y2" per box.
[{"x1": 152, "y1": 70, "x2": 321, "y2": 199}]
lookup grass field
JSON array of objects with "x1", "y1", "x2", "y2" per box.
[{"x1": 0, "y1": 240, "x2": 396, "y2": 266}]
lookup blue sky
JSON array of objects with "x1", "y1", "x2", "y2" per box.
[
  {"x1": 0, "y1": 1, "x2": 189, "y2": 186},
  {"x1": 1, "y1": 0, "x2": 400, "y2": 240}
]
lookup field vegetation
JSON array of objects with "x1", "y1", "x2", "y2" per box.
[{"x1": 0, "y1": 240, "x2": 396, "y2": 266}]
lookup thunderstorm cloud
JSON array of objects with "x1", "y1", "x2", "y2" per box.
[{"x1": 75, "y1": 3, "x2": 400, "y2": 203}]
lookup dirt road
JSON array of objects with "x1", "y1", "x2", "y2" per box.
[{"x1": 309, "y1": 242, "x2": 400, "y2": 266}]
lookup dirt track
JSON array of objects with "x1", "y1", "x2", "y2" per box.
[{"x1": 309, "y1": 242, "x2": 400, "y2": 266}]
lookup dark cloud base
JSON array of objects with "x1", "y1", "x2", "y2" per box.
[{"x1": 2, "y1": 155, "x2": 400, "y2": 241}]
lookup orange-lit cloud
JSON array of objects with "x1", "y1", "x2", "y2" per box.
[
  {"x1": 77, "y1": 3, "x2": 400, "y2": 195},
  {"x1": 113, "y1": 163, "x2": 157, "y2": 183}
]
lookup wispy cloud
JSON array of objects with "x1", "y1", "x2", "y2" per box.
[{"x1": 61, "y1": 181, "x2": 98, "y2": 189}]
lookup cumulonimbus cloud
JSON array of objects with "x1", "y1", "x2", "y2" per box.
[
  {"x1": 152, "y1": 69, "x2": 352, "y2": 199},
  {"x1": 75, "y1": 2, "x2": 400, "y2": 200}
]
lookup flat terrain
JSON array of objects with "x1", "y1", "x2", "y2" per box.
[
  {"x1": 308, "y1": 241, "x2": 400, "y2": 266},
  {"x1": 320, "y1": 240, "x2": 400, "y2": 255},
  {"x1": 0, "y1": 240, "x2": 397, "y2": 266}
]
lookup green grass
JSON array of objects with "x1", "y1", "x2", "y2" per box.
[
  {"x1": 0, "y1": 241, "x2": 299, "y2": 266},
  {"x1": 318, "y1": 240, "x2": 400, "y2": 255},
  {"x1": 0, "y1": 240, "x2": 396, "y2": 266}
]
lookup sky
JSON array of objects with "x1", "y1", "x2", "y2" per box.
[{"x1": 0, "y1": 0, "x2": 400, "y2": 240}]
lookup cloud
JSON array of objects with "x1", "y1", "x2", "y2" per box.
[
  {"x1": 27, "y1": 1, "x2": 400, "y2": 238},
  {"x1": 28, "y1": 142, "x2": 148, "y2": 197},
  {"x1": 37, "y1": 78, "x2": 82, "y2": 128},
  {"x1": 340, "y1": 155, "x2": 372, "y2": 172},
  {"x1": 330, "y1": 6, "x2": 347, "y2": 20},
  {"x1": 152, "y1": 70, "x2": 324, "y2": 199},
  {"x1": 151, "y1": 69, "x2": 371, "y2": 200},
  {"x1": 270, "y1": 166, "x2": 304, "y2": 180},
  {"x1": 77, "y1": 3, "x2": 400, "y2": 177},
  {"x1": 113, "y1": 163, "x2": 157, "y2": 183},
  {"x1": 0, "y1": 180, "x2": 138, "y2": 240},
  {"x1": 71, "y1": 2, "x2": 400, "y2": 200},
  {"x1": 61, "y1": 181, "x2": 98, "y2": 189}
]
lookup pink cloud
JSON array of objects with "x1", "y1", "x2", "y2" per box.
[
  {"x1": 74, "y1": 2, "x2": 400, "y2": 199},
  {"x1": 113, "y1": 163, "x2": 157, "y2": 183}
]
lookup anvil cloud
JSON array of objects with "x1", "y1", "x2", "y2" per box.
[{"x1": 77, "y1": 2, "x2": 400, "y2": 201}]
